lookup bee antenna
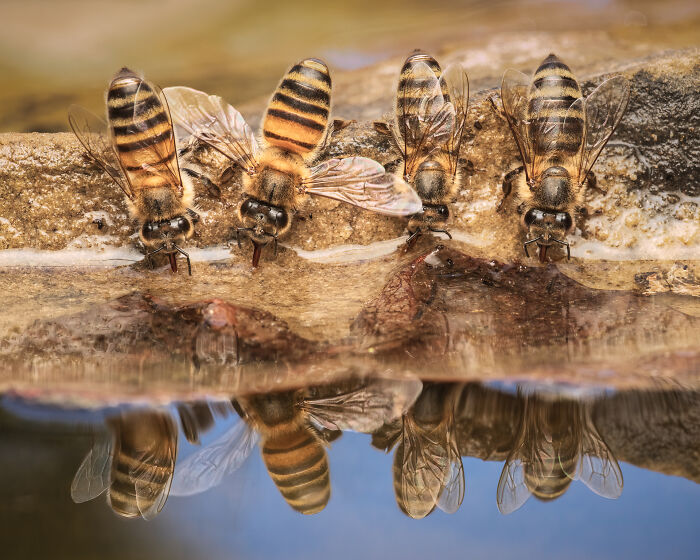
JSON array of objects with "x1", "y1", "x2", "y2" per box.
[{"x1": 523, "y1": 236, "x2": 542, "y2": 258}]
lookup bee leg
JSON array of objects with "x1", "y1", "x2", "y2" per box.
[
  {"x1": 183, "y1": 168, "x2": 221, "y2": 198},
  {"x1": 174, "y1": 245, "x2": 192, "y2": 276},
  {"x1": 428, "y1": 227, "x2": 453, "y2": 240},
  {"x1": 332, "y1": 118, "x2": 354, "y2": 134},
  {"x1": 488, "y1": 94, "x2": 508, "y2": 122},
  {"x1": 585, "y1": 170, "x2": 606, "y2": 195},
  {"x1": 498, "y1": 166, "x2": 523, "y2": 212},
  {"x1": 186, "y1": 208, "x2": 201, "y2": 224},
  {"x1": 406, "y1": 229, "x2": 423, "y2": 247}
]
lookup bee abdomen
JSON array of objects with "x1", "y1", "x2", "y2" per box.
[
  {"x1": 107, "y1": 68, "x2": 176, "y2": 187},
  {"x1": 262, "y1": 429, "x2": 330, "y2": 514},
  {"x1": 528, "y1": 54, "x2": 584, "y2": 156},
  {"x1": 398, "y1": 52, "x2": 450, "y2": 110},
  {"x1": 263, "y1": 58, "x2": 331, "y2": 155}
]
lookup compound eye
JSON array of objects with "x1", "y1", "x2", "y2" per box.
[
  {"x1": 142, "y1": 222, "x2": 160, "y2": 240},
  {"x1": 438, "y1": 205, "x2": 449, "y2": 218},
  {"x1": 556, "y1": 213, "x2": 573, "y2": 232},
  {"x1": 524, "y1": 208, "x2": 543, "y2": 226}
]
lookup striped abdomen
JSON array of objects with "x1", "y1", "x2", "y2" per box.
[
  {"x1": 262, "y1": 426, "x2": 330, "y2": 515},
  {"x1": 107, "y1": 411, "x2": 177, "y2": 518},
  {"x1": 527, "y1": 54, "x2": 583, "y2": 161},
  {"x1": 263, "y1": 58, "x2": 331, "y2": 156},
  {"x1": 398, "y1": 52, "x2": 450, "y2": 103},
  {"x1": 525, "y1": 452, "x2": 576, "y2": 502},
  {"x1": 107, "y1": 67, "x2": 178, "y2": 192}
]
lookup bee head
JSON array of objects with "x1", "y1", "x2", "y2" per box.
[
  {"x1": 140, "y1": 215, "x2": 193, "y2": 249},
  {"x1": 238, "y1": 198, "x2": 290, "y2": 245},
  {"x1": 522, "y1": 208, "x2": 573, "y2": 262},
  {"x1": 140, "y1": 215, "x2": 194, "y2": 273},
  {"x1": 413, "y1": 160, "x2": 447, "y2": 201}
]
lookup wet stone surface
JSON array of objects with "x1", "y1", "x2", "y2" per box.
[{"x1": 1, "y1": 246, "x2": 698, "y2": 398}]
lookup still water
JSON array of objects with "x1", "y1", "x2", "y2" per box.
[{"x1": 1, "y1": 382, "x2": 698, "y2": 559}]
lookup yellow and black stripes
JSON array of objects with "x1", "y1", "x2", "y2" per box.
[
  {"x1": 527, "y1": 54, "x2": 584, "y2": 157},
  {"x1": 107, "y1": 67, "x2": 177, "y2": 188},
  {"x1": 262, "y1": 428, "x2": 330, "y2": 514},
  {"x1": 107, "y1": 412, "x2": 177, "y2": 518},
  {"x1": 263, "y1": 58, "x2": 331, "y2": 155},
  {"x1": 398, "y1": 52, "x2": 450, "y2": 104}
]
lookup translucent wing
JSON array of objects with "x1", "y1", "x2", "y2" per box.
[
  {"x1": 68, "y1": 105, "x2": 133, "y2": 199},
  {"x1": 436, "y1": 424, "x2": 465, "y2": 514},
  {"x1": 396, "y1": 417, "x2": 453, "y2": 519},
  {"x1": 496, "y1": 455, "x2": 530, "y2": 514},
  {"x1": 70, "y1": 433, "x2": 113, "y2": 503},
  {"x1": 169, "y1": 419, "x2": 259, "y2": 497},
  {"x1": 396, "y1": 61, "x2": 456, "y2": 178},
  {"x1": 302, "y1": 378, "x2": 422, "y2": 434},
  {"x1": 500, "y1": 69, "x2": 533, "y2": 179},
  {"x1": 575, "y1": 414, "x2": 623, "y2": 499},
  {"x1": 132, "y1": 436, "x2": 177, "y2": 521},
  {"x1": 164, "y1": 86, "x2": 259, "y2": 175},
  {"x1": 574, "y1": 75, "x2": 630, "y2": 183},
  {"x1": 305, "y1": 156, "x2": 422, "y2": 216},
  {"x1": 125, "y1": 79, "x2": 183, "y2": 200},
  {"x1": 440, "y1": 63, "x2": 469, "y2": 177}
]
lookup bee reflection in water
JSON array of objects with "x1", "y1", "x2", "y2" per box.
[
  {"x1": 497, "y1": 392, "x2": 623, "y2": 514},
  {"x1": 70, "y1": 379, "x2": 422, "y2": 519},
  {"x1": 372, "y1": 383, "x2": 465, "y2": 519}
]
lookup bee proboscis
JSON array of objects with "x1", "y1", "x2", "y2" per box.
[{"x1": 165, "y1": 58, "x2": 421, "y2": 267}]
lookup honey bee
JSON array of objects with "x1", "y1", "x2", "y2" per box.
[
  {"x1": 169, "y1": 379, "x2": 421, "y2": 514},
  {"x1": 71, "y1": 409, "x2": 178, "y2": 519},
  {"x1": 372, "y1": 383, "x2": 465, "y2": 519},
  {"x1": 164, "y1": 58, "x2": 421, "y2": 267},
  {"x1": 375, "y1": 52, "x2": 469, "y2": 245},
  {"x1": 494, "y1": 53, "x2": 630, "y2": 262},
  {"x1": 68, "y1": 68, "x2": 195, "y2": 274},
  {"x1": 496, "y1": 394, "x2": 623, "y2": 514}
]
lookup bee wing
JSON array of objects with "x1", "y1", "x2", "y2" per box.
[
  {"x1": 68, "y1": 105, "x2": 134, "y2": 200},
  {"x1": 302, "y1": 378, "x2": 423, "y2": 434},
  {"x1": 436, "y1": 422, "x2": 465, "y2": 514},
  {"x1": 500, "y1": 69, "x2": 533, "y2": 172},
  {"x1": 397, "y1": 60, "x2": 456, "y2": 178},
  {"x1": 70, "y1": 433, "x2": 113, "y2": 503},
  {"x1": 574, "y1": 75, "x2": 630, "y2": 184},
  {"x1": 496, "y1": 453, "x2": 530, "y2": 514},
  {"x1": 397, "y1": 417, "x2": 453, "y2": 519},
  {"x1": 575, "y1": 415, "x2": 623, "y2": 499},
  {"x1": 129, "y1": 416, "x2": 178, "y2": 520},
  {"x1": 440, "y1": 63, "x2": 469, "y2": 177},
  {"x1": 169, "y1": 418, "x2": 259, "y2": 497},
  {"x1": 305, "y1": 156, "x2": 422, "y2": 216},
  {"x1": 164, "y1": 86, "x2": 260, "y2": 175},
  {"x1": 126, "y1": 80, "x2": 184, "y2": 200}
]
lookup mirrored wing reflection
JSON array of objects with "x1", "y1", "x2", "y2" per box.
[
  {"x1": 71, "y1": 408, "x2": 179, "y2": 520},
  {"x1": 58, "y1": 381, "x2": 700, "y2": 520},
  {"x1": 372, "y1": 383, "x2": 465, "y2": 519},
  {"x1": 496, "y1": 391, "x2": 623, "y2": 514}
]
